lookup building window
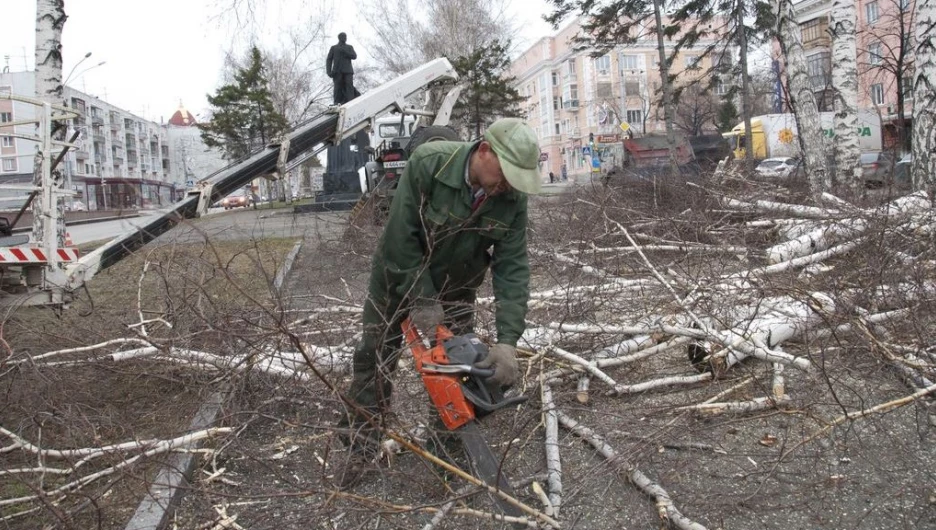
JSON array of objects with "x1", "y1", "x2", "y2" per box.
[
  {"x1": 1, "y1": 136, "x2": 12, "y2": 147},
  {"x1": 716, "y1": 82, "x2": 730, "y2": 96},
  {"x1": 902, "y1": 76, "x2": 913, "y2": 100},
  {"x1": 0, "y1": 112, "x2": 11, "y2": 123},
  {"x1": 0, "y1": 86, "x2": 10, "y2": 97},
  {"x1": 625, "y1": 109, "x2": 643, "y2": 126},
  {"x1": 866, "y1": 1, "x2": 879, "y2": 23},
  {"x1": 553, "y1": 96, "x2": 560, "y2": 110},
  {"x1": 2, "y1": 159, "x2": 16, "y2": 172},
  {"x1": 566, "y1": 58, "x2": 576, "y2": 77},
  {"x1": 595, "y1": 54, "x2": 611, "y2": 74},
  {"x1": 685, "y1": 55, "x2": 700, "y2": 68},
  {"x1": 801, "y1": 18, "x2": 822, "y2": 42},
  {"x1": 555, "y1": 122, "x2": 561, "y2": 135},
  {"x1": 596, "y1": 81, "x2": 613, "y2": 99},
  {"x1": 620, "y1": 54, "x2": 640, "y2": 71},
  {"x1": 552, "y1": 72, "x2": 558, "y2": 86},
  {"x1": 899, "y1": 0, "x2": 911, "y2": 11},
  {"x1": 807, "y1": 52, "x2": 831, "y2": 88},
  {"x1": 871, "y1": 83, "x2": 884, "y2": 104},
  {"x1": 868, "y1": 42, "x2": 883, "y2": 65}
]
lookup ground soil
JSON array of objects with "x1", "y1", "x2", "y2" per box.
[{"x1": 3, "y1": 187, "x2": 935, "y2": 530}]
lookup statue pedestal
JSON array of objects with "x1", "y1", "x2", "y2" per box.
[{"x1": 299, "y1": 131, "x2": 369, "y2": 212}]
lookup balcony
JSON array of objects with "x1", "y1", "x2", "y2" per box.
[
  {"x1": 126, "y1": 143, "x2": 137, "y2": 153},
  {"x1": 91, "y1": 115, "x2": 104, "y2": 125},
  {"x1": 568, "y1": 127, "x2": 581, "y2": 138},
  {"x1": 92, "y1": 132, "x2": 106, "y2": 143},
  {"x1": 75, "y1": 149, "x2": 89, "y2": 159},
  {"x1": 127, "y1": 155, "x2": 138, "y2": 167},
  {"x1": 562, "y1": 99, "x2": 580, "y2": 110},
  {"x1": 110, "y1": 137, "x2": 124, "y2": 147},
  {"x1": 112, "y1": 155, "x2": 124, "y2": 164},
  {"x1": 94, "y1": 153, "x2": 108, "y2": 164}
]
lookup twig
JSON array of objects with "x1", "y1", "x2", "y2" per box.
[{"x1": 557, "y1": 412, "x2": 708, "y2": 530}]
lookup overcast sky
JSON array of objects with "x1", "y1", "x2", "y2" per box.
[{"x1": 1, "y1": 0, "x2": 555, "y2": 123}]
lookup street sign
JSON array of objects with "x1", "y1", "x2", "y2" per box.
[
  {"x1": 186, "y1": 180, "x2": 195, "y2": 187},
  {"x1": 620, "y1": 122, "x2": 631, "y2": 132},
  {"x1": 591, "y1": 155, "x2": 601, "y2": 172},
  {"x1": 596, "y1": 134, "x2": 620, "y2": 144},
  {"x1": 582, "y1": 146, "x2": 592, "y2": 156}
]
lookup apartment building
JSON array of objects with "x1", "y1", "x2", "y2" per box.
[
  {"x1": 510, "y1": 17, "x2": 731, "y2": 182},
  {"x1": 792, "y1": 0, "x2": 916, "y2": 148},
  {"x1": 0, "y1": 71, "x2": 219, "y2": 211}
]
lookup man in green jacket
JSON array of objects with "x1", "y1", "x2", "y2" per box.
[{"x1": 336, "y1": 118, "x2": 541, "y2": 488}]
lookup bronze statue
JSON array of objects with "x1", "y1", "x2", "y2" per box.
[{"x1": 326, "y1": 32, "x2": 357, "y2": 105}]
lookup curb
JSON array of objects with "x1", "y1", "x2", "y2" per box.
[
  {"x1": 123, "y1": 237, "x2": 306, "y2": 530},
  {"x1": 123, "y1": 390, "x2": 227, "y2": 530}
]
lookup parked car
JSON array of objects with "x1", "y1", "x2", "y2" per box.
[
  {"x1": 221, "y1": 190, "x2": 253, "y2": 209},
  {"x1": 892, "y1": 154, "x2": 912, "y2": 189},
  {"x1": 861, "y1": 151, "x2": 896, "y2": 188},
  {"x1": 755, "y1": 157, "x2": 800, "y2": 179}
]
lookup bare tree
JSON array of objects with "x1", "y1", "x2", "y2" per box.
[
  {"x1": 775, "y1": 0, "x2": 828, "y2": 195},
  {"x1": 33, "y1": 0, "x2": 66, "y2": 247},
  {"x1": 830, "y1": 0, "x2": 863, "y2": 189},
  {"x1": 360, "y1": 0, "x2": 514, "y2": 77},
  {"x1": 673, "y1": 85, "x2": 718, "y2": 136},
  {"x1": 858, "y1": 0, "x2": 915, "y2": 153},
  {"x1": 912, "y1": 0, "x2": 935, "y2": 193}
]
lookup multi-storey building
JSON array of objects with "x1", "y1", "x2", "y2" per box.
[
  {"x1": 510, "y1": 17, "x2": 731, "y2": 182},
  {"x1": 791, "y1": 0, "x2": 916, "y2": 147},
  {"x1": 0, "y1": 71, "x2": 223, "y2": 210}
]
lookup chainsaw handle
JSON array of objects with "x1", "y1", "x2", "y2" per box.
[{"x1": 470, "y1": 366, "x2": 495, "y2": 378}]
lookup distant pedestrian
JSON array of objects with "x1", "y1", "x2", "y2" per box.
[{"x1": 549, "y1": 171, "x2": 555, "y2": 183}]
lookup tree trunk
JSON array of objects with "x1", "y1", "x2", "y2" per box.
[
  {"x1": 33, "y1": 0, "x2": 67, "y2": 247},
  {"x1": 912, "y1": 0, "x2": 936, "y2": 196},
  {"x1": 652, "y1": 0, "x2": 679, "y2": 175},
  {"x1": 829, "y1": 0, "x2": 862, "y2": 190},
  {"x1": 737, "y1": 2, "x2": 755, "y2": 173},
  {"x1": 775, "y1": 0, "x2": 828, "y2": 196}
]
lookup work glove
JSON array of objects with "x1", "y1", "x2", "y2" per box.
[
  {"x1": 410, "y1": 300, "x2": 444, "y2": 334},
  {"x1": 474, "y1": 344, "x2": 519, "y2": 388}
]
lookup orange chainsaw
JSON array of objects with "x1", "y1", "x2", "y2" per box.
[{"x1": 401, "y1": 317, "x2": 527, "y2": 517}]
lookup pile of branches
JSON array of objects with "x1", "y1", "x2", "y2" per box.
[{"x1": 2, "y1": 171, "x2": 935, "y2": 529}]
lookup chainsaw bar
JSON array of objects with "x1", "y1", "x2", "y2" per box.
[{"x1": 458, "y1": 420, "x2": 524, "y2": 519}]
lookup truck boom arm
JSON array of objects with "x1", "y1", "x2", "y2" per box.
[{"x1": 64, "y1": 58, "x2": 458, "y2": 290}]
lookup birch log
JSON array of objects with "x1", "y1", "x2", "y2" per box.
[
  {"x1": 766, "y1": 192, "x2": 930, "y2": 263},
  {"x1": 912, "y1": 0, "x2": 936, "y2": 193},
  {"x1": 829, "y1": 0, "x2": 863, "y2": 189},
  {"x1": 775, "y1": 0, "x2": 828, "y2": 194},
  {"x1": 541, "y1": 382, "x2": 562, "y2": 515}
]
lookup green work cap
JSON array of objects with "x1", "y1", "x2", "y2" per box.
[{"x1": 483, "y1": 118, "x2": 542, "y2": 194}]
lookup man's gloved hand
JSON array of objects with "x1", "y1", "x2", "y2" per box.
[
  {"x1": 474, "y1": 344, "x2": 519, "y2": 388},
  {"x1": 410, "y1": 300, "x2": 444, "y2": 334}
]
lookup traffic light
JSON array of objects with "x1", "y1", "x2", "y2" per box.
[{"x1": 589, "y1": 132, "x2": 594, "y2": 144}]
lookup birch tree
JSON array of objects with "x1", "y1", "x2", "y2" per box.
[
  {"x1": 33, "y1": 0, "x2": 66, "y2": 246},
  {"x1": 912, "y1": 0, "x2": 936, "y2": 194},
  {"x1": 829, "y1": 0, "x2": 862, "y2": 190},
  {"x1": 775, "y1": 0, "x2": 828, "y2": 195}
]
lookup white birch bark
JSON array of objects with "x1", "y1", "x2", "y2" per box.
[
  {"x1": 775, "y1": 0, "x2": 829, "y2": 195},
  {"x1": 33, "y1": 0, "x2": 67, "y2": 246},
  {"x1": 912, "y1": 0, "x2": 936, "y2": 194},
  {"x1": 829, "y1": 0, "x2": 863, "y2": 189}
]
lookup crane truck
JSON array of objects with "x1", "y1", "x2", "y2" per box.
[{"x1": 0, "y1": 58, "x2": 463, "y2": 309}]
